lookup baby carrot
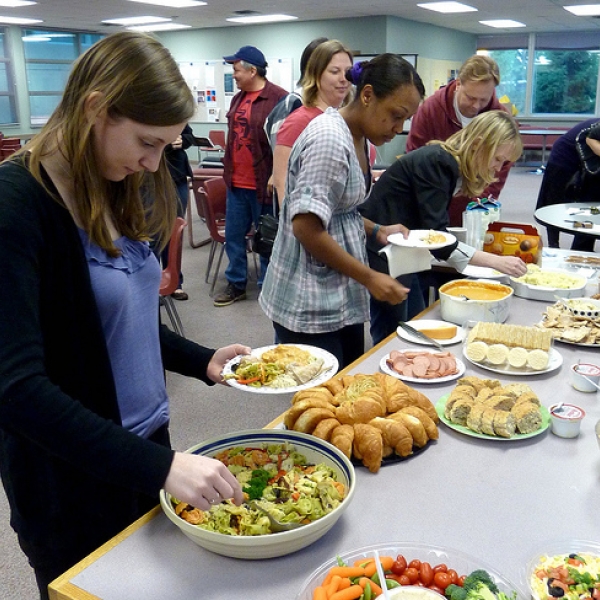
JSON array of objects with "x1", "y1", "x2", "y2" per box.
[
  {"x1": 312, "y1": 586, "x2": 328, "y2": 600},
  {"x1": 321, "y1": 572, "x2": 334, "y2": 587},
  {"x1": 359, "y1": 577, "x2": 383, "y2": 596},
  {"x1": 329, "y1": 584, "x2": 364, "y2": 600},
  {"x1": 325, "y1": 575, "x2": 342, "y2": 597},
  {"x1": 338, "y1": 578, "x2": 352, "y2": 591},
  {"x1": 327, "y1": 566, "x2": 366, "y2": 579},
  {"x1": 364, "y1": 555, "x2": 394, "y2": 578},
  {"x1": 354, "y1": 557, "x2": 374, "y2": 568}
]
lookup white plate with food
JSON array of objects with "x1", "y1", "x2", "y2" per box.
[
  {"x1": 396, "y1": 319, "x2": 464, "y2": 346},
  {"x1": 222, "y1": 344, "x2": 338, "y2": 394},
  {"x1": 380, "y1": 349, "x2": 466, "y2": 384},
  {"x1": 387, "y1": 229, "x2": 456, "y2": 250},
  {"x1": 462, "y1": 346, "x2": 563, "y2": 376}
]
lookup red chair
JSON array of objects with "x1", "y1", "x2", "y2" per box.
[
  {"x1": 198, "y1": 177, "x2": 258, "y2": 295},
  {"x1": 187, "y1": 167, "x2": 224, "y2": 248},
  {"x1": 0, "y1": 139, "x2": 21, "y2": 159},
  {"x1": 159, "y1": 217, "x2": 187, "y2": 336},
  {"x1": 199, "y1": 129, "x2": 226, "y2": 166}
]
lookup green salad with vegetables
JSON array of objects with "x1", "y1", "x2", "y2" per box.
[{"x1": 171, "y1": 443, "x2": 346, "y2": 536}]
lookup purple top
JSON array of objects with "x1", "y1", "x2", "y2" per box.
[{"x1": 79, "y1": 229, "x2": 169, "y2": 438}]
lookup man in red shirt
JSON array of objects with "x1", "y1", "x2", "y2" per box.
[
  {"x1": 214, "y1": 46, "x2": 287, "y2": 307},
  {"x1": 406, "y1": 55, "x2": 511, "y2": 226}
]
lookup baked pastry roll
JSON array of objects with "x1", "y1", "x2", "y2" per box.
[
  {"x1": 466, "y1": 403, "x2": 486, "y2": 434},
  {"x1": 398, "y1": 406, "x2": 438, "y2": 440},
  {"x1": 388, "y1": 411, "x2": 428, "y2": 447},
  {"x1": 512, "y1": 401, "x2": 542, "y2": 434},
  {"x1": 353, "y1": 423, "x2": 383, "y2": 473},
  {"x1": 312, "y1": 417, "x2": 341, "y2": 442},
  {"x1": 449, "y1": 397, "x2": 475, "y2": 426},
  {"x1": 330, "y1": 424, "x2": 354, "y2": 459},
  {"x1": 493, "y1": 410, "x2": 516, "y2": 438}
]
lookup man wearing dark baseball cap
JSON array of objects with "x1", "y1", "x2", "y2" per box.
[
  {"x1": 223, "y1": 45, "x2": 268, "y2": 69},
  {"x1": 214, "y1": 45, "x2": 287, "y2": 307}
]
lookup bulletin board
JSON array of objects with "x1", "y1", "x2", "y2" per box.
[{"x1": 178, "y1": 58, "x2": 294, "y2": 123}]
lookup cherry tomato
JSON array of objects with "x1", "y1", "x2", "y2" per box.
[
  {"x1": 433, "y1": 564, "x2": 448, "y2": 574},
  {"x1": 419, "y1": 562, "x2": 434, "y2": 587},
  {"x1": 448, "y1": 569, "x2": 459, "y2": 585},
  {"x1": 429, "y1": 585, "x2": 446, "y2": 595},
  {"x1": 457, "y1": 576, "x2": 467, "y2": 587},
  {"x1": 398, "y1": 575, "x2": 412, "y2": 586},
  {"x1": 409, "y1": 559, "x2": 422, "y2": 570},
  {"x1": 433, "y1": 572, "x2": 453, "y2": 590},
  {"x1": 405, "y1": 567, "x2": 420, "y2": 584},
  {"x1": 392, "y1": 556, "x2": 407, "y2": 576}
]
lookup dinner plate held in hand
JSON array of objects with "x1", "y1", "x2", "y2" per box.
[
  {"x1": 387, "y1": 229, "x2": 456, "y2": 250},
  {"x1": 379, "y1": 350, "x2": 466, "y2": 384},
  {"x1": 222, "y1": 344, "x2": 339, "y2": 394},
  {"x1": 396, "y1": 319, "x2": 464, "y2": 346}
]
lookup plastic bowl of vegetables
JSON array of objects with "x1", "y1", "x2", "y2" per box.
[
  {"x1": 296, "y1": 542, "x2": 528, "y2": 600},
  {"x1": 159, "y1": 429, "x2": 355, "y2": 559},
  {"x1": 524, "y1": 540, "x2": 600, "y2": 600}
]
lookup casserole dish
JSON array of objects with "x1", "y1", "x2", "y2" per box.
[{"x1": 439, "y1": 279, "x2": 513, "y2": 326}]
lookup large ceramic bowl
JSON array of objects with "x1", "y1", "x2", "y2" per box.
[
  {"x1": 510, "y1": 268, "x2": 587, "y2": 301},
  {"x1": 439, "y1": 279, "x2": 514, "y2": 325},
  {"x1": 296, "y1": 542, "x2": 528, "y2": 600},
  {"x1": 524, "y1": 539, "x2": 600, "y2": 600},
  {"x1": 159, "y1": 429, "x2": 355, "y2": 559}
]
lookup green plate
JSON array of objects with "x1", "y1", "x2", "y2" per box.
[{"x1": 435, "y1": 394, "x2": 550, "y2": 441}]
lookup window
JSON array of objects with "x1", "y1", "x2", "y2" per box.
[
  {"x1": 0, "y1": 29, "x2": 18, "y2": 125},
  {"x1": 22, "y1": 30, "x2": 102, "y2": 126},
  {"x1": 478, "y1": 32, "x2": 600, "y2": 118}
]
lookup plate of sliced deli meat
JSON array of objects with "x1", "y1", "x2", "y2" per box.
[{"x1": 380, "y1": 349, "x2": 466, "y2": 384}]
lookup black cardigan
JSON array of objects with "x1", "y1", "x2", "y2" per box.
[{"x1": 0, "y1": 158, "x2": 215, "y2": 558}]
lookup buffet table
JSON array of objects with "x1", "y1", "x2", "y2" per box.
[
  {"x1": 535, "y1": 202, "x2": 600, "y2": 238},
  {"x1": 49, "y1": 296, "x2": 600, "y2": 600}
]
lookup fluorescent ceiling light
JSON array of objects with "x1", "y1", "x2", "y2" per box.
[
  {"x1": 103, "y1": 16, "x2": 171, "y2": 26},
  {"x1": 417, "y1": 2, "x2": 477, "y2": 13},
  {"x1": 127, "y1": 0, "x2": 206, "y2": 7},
  {"x1": 0, "y1": 1, "x2": 36, "y2": 6},
  {"x1": 479, "y1": 19, "x2": 526, "y2": 28},
  {"x1": 0, "y1": 15, "x2": 41, "y2": 23},
  {"x1": 226, "y1": 14, "x2": 298, "y2": 24},
  {"x1": 127, "y1": 22, "x2": 191, "y2": 31},
  {"x1": 564, "y1": 4, "x2": 600, "y2": 16}
]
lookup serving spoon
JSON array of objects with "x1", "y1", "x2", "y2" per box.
[{"x1": 250, "y1": 501, "x2": 303, "y2": 533}]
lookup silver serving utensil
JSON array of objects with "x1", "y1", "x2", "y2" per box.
[
  {"x1": 398, "y1": 321, "x2": 444, "y2": 350},
  {"x1": 250, "y1": 501, "x2": 303, "y2": 533}
]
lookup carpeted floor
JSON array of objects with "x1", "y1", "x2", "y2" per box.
[{"x1": 0, "y1": 165, "x2": 580, "y2": 599}]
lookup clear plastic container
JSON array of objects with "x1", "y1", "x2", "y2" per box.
[{"x1": 296, "y1": 541, "x2": 527, "y2": 600}]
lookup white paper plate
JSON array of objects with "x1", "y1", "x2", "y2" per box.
[
  {"x1": 462, "y1": 265, "x2": 507, "y2": 280},
  {"x1": 396, "y1": 319, "x2": 464, "y2": 346},
  {"x1": 387, "y1": 229, "x2": 456, "y2": 250},
  {"x1": 222, "y1": 344, "x2": 339, "y2": 394},
  {"x1": 380, "y1": 350, "x2": 466, "y2": 384},
  {"x1": 462, "y1": 346, "x2": 563, "y2": 376}
]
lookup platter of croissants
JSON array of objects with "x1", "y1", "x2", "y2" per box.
[{"x1": 282, "y1": 372, "x2": 438, "y2": 473}]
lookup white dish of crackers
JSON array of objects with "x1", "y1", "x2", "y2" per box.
[{"x1": 380, "y1": 349, "x2": 466, "y2": 384}]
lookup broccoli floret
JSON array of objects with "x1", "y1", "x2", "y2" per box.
[
  {"x1": 446, "y1": 584, "x2": 468, "y2": 600},
  {"x1": 446, "y1": 569, "x2": 515, "y2": 600},
  {"x1": 243, "y1": 469, "x2": 271, "y2": 500}
]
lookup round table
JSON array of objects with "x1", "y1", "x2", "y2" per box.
[{"x1": 534, "y1": 202, "x2": 600, "y2": 238}]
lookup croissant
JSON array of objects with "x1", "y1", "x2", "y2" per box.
[
  {"x1": 321, "y1": 378, "x2": 345, "y2": 396},
  {"x1": 336, "y1": 397, "x2": 386, "y2": 425},
  {"x1": 397, "y1": 406, "x2": 438, "y2": 441},
  {"x1": 370, "y1": 417, "x2": 413, "y2": 458},
  {"x1": 312, "y1": 417, "x2": 341, "y2": 442},
  {"x1": 284, "y1": 398, "x2": 337, "y2": 430},
  {"x1": 292, "y1": 407, "x2": 336, "y2": 434},
  {"x1": 330, "y1": 424, "x2": 354, "y2": 459},
  {"x1": 388, "y1": 411, "x2": 428, "y2": 447},
  {"x1": 292, "y1": 386, "x2": 337, "y2": 406},
  {"x1": 352, "y1": 423, "x2": 383, "y2": 473},
  {"x1": 386, "y1": 383, "x2": 439, "y2": 423}
]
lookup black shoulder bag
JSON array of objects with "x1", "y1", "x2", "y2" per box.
[{"x1": 253, "y1": 196, "x2": 279, "y2": 260}]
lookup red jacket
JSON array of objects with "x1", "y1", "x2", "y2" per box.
[
  {"x1": 406, "y1": 79, "x2": 512, "y2": 226},
  {"x1": 223, "y1": 79, "x2": 287, "y2": 205}
]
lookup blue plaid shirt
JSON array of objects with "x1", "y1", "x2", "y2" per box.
[{"x1": 259, "y1": 109, "x2": 370, "y2": 333}]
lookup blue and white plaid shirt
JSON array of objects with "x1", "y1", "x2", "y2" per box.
[{"x1": 259, "y1": 109, "x2": 370, "y2": 333}]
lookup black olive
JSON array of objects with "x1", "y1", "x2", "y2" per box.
[
  {"x1": 568, "y1": 553, "x2": 578, "y2": 559},
  {"x1": 547, "y1": 579, "x2": 565, "y2": 598}
]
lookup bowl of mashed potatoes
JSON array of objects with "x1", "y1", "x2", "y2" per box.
[{"x1": 510, "y1": 266, "x2": 587, "y2": 301}]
